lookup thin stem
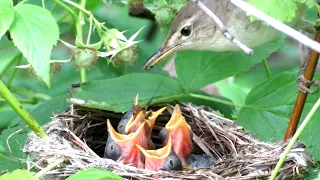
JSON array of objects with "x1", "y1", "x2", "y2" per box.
[
  {"x1": 0, "y1": 79, "x2": 47, "y2": 137},
  {"x1": 63, "y1": 0, "x2": 105, "y2": 35},
  {"x1": 34, "y1": 156, "x2": 65, "y2": 178},
  {"x1": 86, "y1": 14, "x2": 93, "y2": 45},
  {"x1": 56, "y1": 11, "x2": 71, "y2": 23},
  {"x1": 0, "y1": 54, "x2": 22, "y2": 77},
  {"x1": 63, "y1": 0, "x2": 90, "y2": 14},
  {"x1": 6, "y1": 54, "x2": 22, "y2": 88},
  {"x1": 80, "y1": 68, "x2": 86, "y2": 83},
  {"x1": 284, "y1": 23, "x2": 320, "y2": 140},
  {"x1": 50, "y1": 2, "x2": 58, "y2": 12},
  {"x1": 52, "y1": 0, "x2": 78, "y2": 21},
  {"x1": 10, "y1": 87, "x2": 51, "y2": 100},
  {"x1": 42, "y1": 0, "x2": 45, "y2": 8},
  {"x1": 0, "y1": 98, "x2": 37, "y2": 104},
  {"x1": 76, "y1": 0, "x2": 87, "y2": 83},
  {"x1": 262, "y1": 59, "x2": 272, "y2": 79},
  {"x1": 189, "y1": 93, "x2": 245, "y2": 108},
  {"x1": 269, "y1": 98, "x2": 320, "y2": 180}
]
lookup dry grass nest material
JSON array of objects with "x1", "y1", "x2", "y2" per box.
[{"x1": 24, "y1": 103, "x2": 312, "y2": 179}]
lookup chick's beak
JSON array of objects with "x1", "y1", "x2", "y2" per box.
[
  {"x1": 160, "y1": 105, "x2": 192, "y2": 163},
  {"x1": 148, "y1": 107, "x2": 166, "y2": 129},
  {"x1": 136, "y1": 136, "x2": 182, "y2": 171},
  {"x1": 117, "y1": 94, "x2": 141, "y2": 134},
  {"x1": 143, "y1": 44, "x2": 180, "y2": 71},
  {"x1": 124, "y1": 111, "x2": 155, "y2": 150},
  {"x1": 105, "y1": 120, "x2": 146, "y2": 168},
  {"x1": 125, "y1": 111, "x2": 147, "y2": 134},
  {"x1": 166, "y1": 105, "x2": 185, "y2": 127}
]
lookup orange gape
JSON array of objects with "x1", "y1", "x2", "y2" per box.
[
  {"x1": 106, "y1": 120, "x2": 146, "y2": 168},
  {"x1": 136, "y1": 136, "x2": 182, "y2": 171},
  {"x1": 105, "y1": 95, "x2": 167, "y2": 168},
  {"x1": 105, "y1": 95, "x2": 190, "y2": 171},
  {"x1": 161, "y1": 105, "x2": 192, "y2": 163}
]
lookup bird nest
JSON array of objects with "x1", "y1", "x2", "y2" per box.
[{"x1": 24, "y1": 103, "x2": 311, "y2": 179}]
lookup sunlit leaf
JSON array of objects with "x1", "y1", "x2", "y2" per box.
[
  {"x1": 66, "y1": 168, "x2": 123, "y2": 180},
  {"x1": 238, "y1": 72, "x2": 320, "y2": 160},
  {"x1": 0, "y1": 169, "x2": 37, "y2": 180},
  {"x1": 0, "y1": 0, "x2": 14, "y2": 39},
  {"x1": 74, "y1": 73, "x2": 184, "y2": 112},
  {"x1": 9, "y1": 4, "x2": 59, "y2": 87}
]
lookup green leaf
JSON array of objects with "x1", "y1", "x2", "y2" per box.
[
  {"x1": 297, "y1": 0, "x2": 316, "y2": 7},
  {"x1": 215, "y1": 80, "x2": 249, "y2": 108},
  {"x1": 0, "y1": 0, "x2": 14, "y2": 39},
  {"x1": 248, "y1": 0, "x2": 313, "y2": 22},
  {"x1": 74, "y1": 73, "x2": 185, "y2": 112},
  {"x1": 304, "y1": 167, "x2": 320, "y2": 180},
  {"x1": 175, "y1": 37, "x2": 285, "y2": 92},
  {"x1": 0, "y1": 169, "x2": 37, "y2": 180},
  {"x1": 85, "y1": 0, "x2": 100, "y2": 10},
  {"x1": 0, "y1": 94, "x2": 70, "y2": 171},
  {"x1": 0, "y1": 152, "x2": 23, "y2": 173},
  {"x1": 66, "y1": 168, "x2": 123, "y2": 180},
  {"x1": 0, "y1": 107, "x2": 18, "y2": 130},
  {"x1": 9, "y1": 4, "x2": 59, "y2": 87},
  {"x1": 237, "y1": 72, "x2": 320, "y2": 160},
  {"x1": 0, "y1": 42, "x2": 20, "y2": 75}
]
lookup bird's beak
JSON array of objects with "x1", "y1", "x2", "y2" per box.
[
  {"x1": 124, "y1": 110, "x2": 156, "y2": 150},
  {"x1": 132, "y1": 94, "x2": 141, "y2": 116},
  {"x1": 143, "y1": 44, "x2": 180, "y2": 71},
  {"x1": 148, "y1": 107, "x2": 166, "y2": 129},
  {"x1": 125, "y1": 111, "x2": 148, "y2": 134},
  {"x1": 136, "y1": 136, "x2": 182, "y2": 171},
  {"x1": 106, "y1": 120, "x2": 146, "y2": 167},
  {"x1": 161, "y1": 105, "x2": 192, "y2": 163},
  {"x1": 117, "y1": 94, "x2": 141, "y2": 134},
  {"x1": 166, "y1": 105, "x2": 185, "y2": 127}
]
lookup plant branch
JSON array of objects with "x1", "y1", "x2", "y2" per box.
[
  {"x1": 42, "y1": 0, "x2": 45, "y2": 8},
  {"x1": 0, "y1": 98, "x2": 37, "y2": 104},
  {"x1": 0, "y1": 54, "x2": 22, "y2": 77},
  {"x1": 52, "y1": 0, "x2": 78, "y2": 21},
  {"x1": 10, "y1": 87, "x2": 52, "y2": 101},
  {"x1": 0, "y1": 79, "x2": 47, "y2": 137},
  {"x1": 34, "y1": 156, "x2": 65, "y2": 178},
  {"x1": 80, "y1": 68, "x2": 86, "y2": 82},
  {"x1": 262, "y1": 59, "x2": 271, "y2": 79},
  {"x1": 62, "y1": 0, "x2": 105, "y2": 35},
  {"x1": 284, "y1": 22, "x2": 320, "y2": 140},
  {"x1": 227, "y1": 0, "x2": 320, "y2": 54},
  {"x1": 75, "y1": 0, "x2": 87, "y2": 83},
  {"x1": 189, "y1": 93, "x2": 245, "y2": 108},
  {"x1": 56, "y1": 11, "x2": 71, "y2": 23},
  {"x1": 270, "y1": 98, "x2": 320, "y2": 180},
  {"x1": 6, "y1": 54, "x2": 22, "y2": 88}
]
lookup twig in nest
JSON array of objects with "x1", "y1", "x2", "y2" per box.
[{"x1": 191, "y1": 132, "x2": 213, "y2": 156}]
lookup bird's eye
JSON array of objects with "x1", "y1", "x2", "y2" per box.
[{"x1": 181, "y1": 26, "x2": 192, "y2": 36}]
